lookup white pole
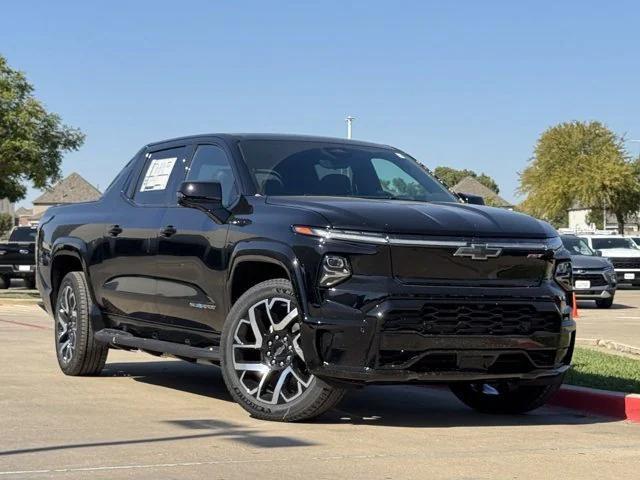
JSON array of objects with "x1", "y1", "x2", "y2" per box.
[{"x1": 346, "y1": 116, "x2": 354, "y2": 139}]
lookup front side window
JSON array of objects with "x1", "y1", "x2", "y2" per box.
[
  {"x1": 186, "y1": 145, "x2": 237, "y2": 207},
  {"x1": 239, "y1": 140, "x2": 456, "y2": 203}
]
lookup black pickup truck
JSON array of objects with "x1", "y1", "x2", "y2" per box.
[
  {"x1": 0, "y1": 226, "x2": 37, "y2": 289},
  {"x1": 36, "y1": 134, "x2": 575, "y2": 421}
]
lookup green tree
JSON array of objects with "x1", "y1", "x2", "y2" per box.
[
  {"x1": 586, "y1": 208, "x2": 605, "y2": 230},
  {"x1": 0, "y1": 213, "x2": 13, "y2": 238},
  {"x1": 519, "y1": 121, "x2": 640, "y2": 233},
  {"x1": 433, "y1": 166, "x2": 500, "y2": 193},
  {"x1": 0, "y1": 55, "x2": 84, "y2": 202}
]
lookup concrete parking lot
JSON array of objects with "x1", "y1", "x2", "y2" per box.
[{"x1": 2, "y1": 300, "x2": 640, "y2": 479}]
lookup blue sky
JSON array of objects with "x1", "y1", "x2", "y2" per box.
[{"x1": 2, "y1": 1, "x2": 639, "y2": 207}]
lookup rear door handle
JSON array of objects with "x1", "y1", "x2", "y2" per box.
[
  {"x1": 160, "y1": 225, "x2": 177, "y2": 237},
  {"x1": 108, "y1": 224, "x2": 122, "y2": 237}
]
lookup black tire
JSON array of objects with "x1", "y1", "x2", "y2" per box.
[
  {"x1": 449, "y1": 374, "x2": 565, "y2": 414},
  {"x1": 221, "y1": 278, "x2": 345, "y2": 422},
  {"x1": 0, "y1": 275, "x2": 9, "y2": 289},
  {"x1": 595, "y1": 297, "x2": 614, "y2": 309},
  {"x1": 54, "y1": 271, "x2": 108, "y2": 376},
  {"x1": 24, "y1": 276, "x2": 36, "y2": 290}
]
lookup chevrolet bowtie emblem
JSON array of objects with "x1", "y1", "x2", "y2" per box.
[{"x1": 454, "y1": 244, "x2": 502, "y2": 261}]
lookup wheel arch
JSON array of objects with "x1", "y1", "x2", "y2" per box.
[
  {"x1": 49, "y1": 238, "x2": 100, "y2": 314},
  {"x1": 227, "y1": 243, "x2": 309, "y2": 317}
]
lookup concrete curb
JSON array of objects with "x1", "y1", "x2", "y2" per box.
[
  {"x1": 576, "y1": 337, "x2": 640, "y2": 356},
  {"x1": 550, "y1": 385, "x2": 640, "y2": 423}
]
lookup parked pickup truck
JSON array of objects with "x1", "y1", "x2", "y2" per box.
[
  {"x1": 36, "y1": 134, "x2": 575, "y2": 422},
  {"x1": 0, "y1": 226, "x2": 37, "y2": 289},
  {"x1": 579, "y1": 235, "x2": 640, "y2": 287}
]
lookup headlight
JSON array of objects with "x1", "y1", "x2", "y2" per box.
[
  {"x1": 604, "y1": 266, "x2": 616, "y2": 283},
  {"x1": 293, "y1": 225, "x2": 388, "y2": 244},
  {"x1": 554, "y1": 261, "x2": 573, "y2": 291},
  {"x1": 318, "y1": 255, "x2": 351, "y2": 287}
]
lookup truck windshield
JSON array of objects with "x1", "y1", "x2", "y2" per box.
[
  {"x1": 591, "y1": 237, "x2": 639, "y2": 250},
  {"x1": 239, "y1": 140, "x2": 457, "y2": 203},
  {"x1": 561, "y1": 235, "x2": 595, "y2": 256},
  {"x1": 10, "y1": 228, "x2": 37, "y2": 242}
]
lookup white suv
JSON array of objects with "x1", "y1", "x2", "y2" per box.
[{"x1": 580, "y1": 235, "x2": 640, "y2": 286}]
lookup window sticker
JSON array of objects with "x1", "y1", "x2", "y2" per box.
[{"x1": 139, "y1": 157, "x2": 177, "y2": 192}]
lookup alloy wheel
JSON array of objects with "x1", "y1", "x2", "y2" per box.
[
  {"x1": 57, "y1": 285, "x2": 78, "y2": 364},
  {"x1": 231, "y1": 297, "x2": 313, "y2": 404}
]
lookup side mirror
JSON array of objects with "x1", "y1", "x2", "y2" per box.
[
  {"x1": 178, "y1": 181, "x2": 230, "y2": 223},
  {"x1": 595, "y1": 250, "x2": 603, "y2": 257},
  {"x1": 458, "y1": 192, "x2": 485, "y2": 205}
]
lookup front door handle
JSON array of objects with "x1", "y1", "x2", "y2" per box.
[
  {"x1": 108, "y1": 224, "x2": 123, "y2": 237},
  {"x1": 160, "y1": 225, "x2": 177, "y2": 237}
]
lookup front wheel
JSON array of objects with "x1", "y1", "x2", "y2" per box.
[
  {"x1": 450, "y1": 374, "x2": 565, "y2": 414},
  {"x1": 221, "y1": 279, "x2": 345, "y2": 422},
  {"x1": 0, "y1": 275, "x2": 9, "y2": 289},
  {"x1": 595, "y1": 297, "x2": 614, "y2": 308},
  {"x1": 24, "y1": 276, "x2": 36, "y2": 290}
]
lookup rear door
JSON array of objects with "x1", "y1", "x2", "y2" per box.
[
  {"x1": 97, "y1": 144, "x2": 190, "y2": 324},
  {"x1": 155, "y1": 142, "x2": 238, "y2": 335}
]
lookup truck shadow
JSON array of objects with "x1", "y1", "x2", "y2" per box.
[{"x1": 106, "y1": 360, "x2": 615, "y2": 429}]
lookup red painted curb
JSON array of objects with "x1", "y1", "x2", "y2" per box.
[{"x1": 550, "y1": 385, "x2": 640, "y2": 423}]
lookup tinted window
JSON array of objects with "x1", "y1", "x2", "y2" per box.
[
  {"x1": 9, "y1": 228, "x2": 37, "y2": 242},
  {"x1": 239, "y1": 140, "x2": 456, "y2": 202},
  {"x1": 186, "y1": 145, "x2": 237, "y2": 207},
  {"x1": 591, "y1": 237, "x2": 639, "y2": 250},
  {"x1": 134, "y1": 147, "x2": 188, "y2": 205},
  {"x1": 561, "y1": 235, "x2": 594, "y2": 256}
]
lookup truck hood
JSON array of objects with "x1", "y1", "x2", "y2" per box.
[
  {"x1": 267, "y1": 196, "x2": 556, "y2": 239},
  {"x1": 570, "y1": 254, "x2": 613, "y2": 269},
  {"x1": 597, "y1": 248, "x2": 640, "y2": 258}
]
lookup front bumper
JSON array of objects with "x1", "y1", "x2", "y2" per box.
[
  {"x1": 0, "y1": 264, "x2": 36, "y2": 278},
  {"x1": 300, "y1": 278, "x2": 575, "y2": 385},
  {"x1": 615, "y1": 269, "x2": 640, "y2": 284}
]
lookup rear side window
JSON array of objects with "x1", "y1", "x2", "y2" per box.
[
  {"x1": 186, "y1": 145, "x2": 237, "y2": 207},
  {"x1": 134, "y1": 147, "x2": 188, "y2": 205}
]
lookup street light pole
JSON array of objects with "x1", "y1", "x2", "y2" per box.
[{"x1": 346, "y1": 116, "x2": 355, "y2": 139}]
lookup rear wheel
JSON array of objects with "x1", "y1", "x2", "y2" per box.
[
  {"x1": 0, "y1": 275, "x2": 9, "y2": 289},
  {"x1": 449, "y1": 374, "x2": 565, "y2": 414},
  {"x1": 54, "y1": 271, "x2": 108, "y2": 376},
  {"x1": 221, "y1": 279, "x2": 345, "y2": 421},
  {"x1": 595, "y1": 297, "x2": 614, "y2": 309}
]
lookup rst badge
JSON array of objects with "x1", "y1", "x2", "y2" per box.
[{"x1": 454, "y1": 244, "x2": 502, "y2": 261}]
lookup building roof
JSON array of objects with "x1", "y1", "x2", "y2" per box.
[
  {"x1": 15, "y1": 207, "x2": 33, "y2": 216},
  {"x1": 33, "y1": 173, "x2": 101, "y2": 205},
  {"x1": 451, "y1": 176, "x2": 513, "y2": 208}
]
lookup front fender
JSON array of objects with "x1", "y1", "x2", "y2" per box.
[{"x1": 227, "y1": 239, "x2": 310, "y2": 317}]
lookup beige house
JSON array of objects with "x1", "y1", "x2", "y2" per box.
[
  {"x1": 19, "y1": 173, "x2": 101, "y2": 226},
  {"x1": 451, "y1": 176, "x2": 514, "y2": 209},
  {"x1": 0, "y1": 198, "x2": 15, "y2": 218}
]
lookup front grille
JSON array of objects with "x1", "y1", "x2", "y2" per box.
[
  {"x1": 610, "y1": 258, "x2": 640, "y2": 269},
  {"x1": 573, "y1": 272, "x2": 608, "y2": 287},
  {"x1": 383, "y1": 303, "x2": 561, "y2": 336}
]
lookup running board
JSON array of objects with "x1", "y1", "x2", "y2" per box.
[{"x1": 94, "y1": 328, "x2": 221, "y2": 361}]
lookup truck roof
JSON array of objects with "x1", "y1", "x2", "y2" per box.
[{"x1": 146, "y1": 133, "x2": 394, "y2": 150}]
